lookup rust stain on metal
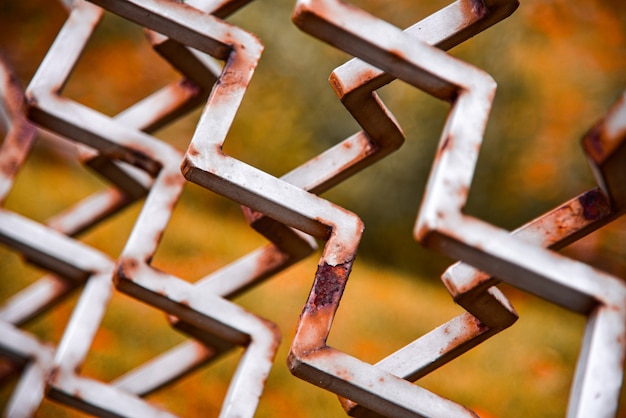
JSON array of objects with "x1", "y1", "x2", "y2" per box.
[
  {"x1": 163, "y1": 170, "x2": 184, "y2": 188},
  {"x1": 440, "y1": 314, "x2": 487, "y2": 355},
  {"x1": 458, "y1": 184, "x2": 469, "y2": 200},
  {"x1": 388, "y1": 48, "x2": 408, "y2": 65},
  {"x1": 187, "y1": 143, "x2": 201, "y2": 157},
  {"x1": 583, "y1": 122, "x2": 605, "y2": 160},
  {"x1": 578, "y1": 188, "x2": 611, "y2": 220},
  {"x1": 257, "y1": 246, "x2": 289, "y2": 269},
  {"x1": 306, "y1": 262, "x2": 351, "y2": 312},
  {"x1": 114, "y1": 258, "x2": 138, "y2": 286},
  {"x1": 441, "y1": 134, "x2": 452, "y2": 152},
  {"x1": 328, "y1": 72, "x2": 346, "y2": 98},
  {"x1": 329, "y1": 65, "x2": 382, "y2": 99},
  {"x1": 292, "y1": 305, "x2": 336, "y2": 355},
  {"x1": 460, "y1": 0, "x2": 489, "y2": 20},
  {"x1": 336, "y1": 367, "x2": 353, "y2": 381},
  {"x1": 435, "y1": 133, "x2": 455, "y2": 163}
]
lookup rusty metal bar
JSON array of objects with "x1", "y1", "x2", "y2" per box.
[
  {"x1": 290, "y1": 2, "x2": 625, "y2": 417},
  {"x1": 344, "y1": 186, "x2": 620, "y2": 417},
  {"x1": 0, "y1": 1, "x2": 223, "y2": 415},
  {"x1": 413, "y1": 82, "x2": 626, "y2": 418},
  {"x1": 1, "y1": 0, "x2": 623, "y2": 416},
  {"x1": 582, "y1": 91, "x2": 626, "y2": 211},
  {"x1": 0, "y1": 53, "x2": 37, "y2": 205},
  {"x1": 165, "y1": 4, "x2": 529, "y2": 413},
  {"x1": 295, "y1": 2, "x2": 621, "y2": 412},
  {"x1": 283, "y1": 1, "x2": 511, "y2": 416},
  {"x1": 0, "y1": 209, "x2": 116, "y2": 415},
  {"x1": 180, "y1": 0, "x2": 486, "y2": 413},
  {"x1": 0, "y1": 0, "x2": 211, "y2": 358},
  {"x1": 0, "y1": 322, "x2": 55, "y2": 418},
  {"x1": 21, "y1": 1, "x2": 316, "y2": 416},
  {"x1": 72, "y1": 3, "x2": 285, "y2": 415}
]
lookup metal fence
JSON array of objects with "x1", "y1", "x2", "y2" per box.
[{"x1": 1, "y1": 0, "x2": 625, "y2": 417}]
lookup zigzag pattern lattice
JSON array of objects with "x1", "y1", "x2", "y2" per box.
[{"x1": 0, "y1": 0, "x2": 624, "y2": 417}]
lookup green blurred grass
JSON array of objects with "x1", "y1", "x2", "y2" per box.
[{"x1": 1, "y1": 145, "x2": 623, "y2": 418}]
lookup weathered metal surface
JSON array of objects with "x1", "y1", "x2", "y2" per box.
[
  {"x1": 1, "y1": 0, "x2": 624, "y2": 417},
  {"x1": 291, "y1": 1, "x2": 625, "y2": 417},
  {"x1": 583, "y1": 91, "x2": 626, "y2": 211},
  {"x1": 0, "y1": 3, "x2": 221, "y2": 411},
  {"x1": 0, "y1": 52, "x2": 82, "y2": 417},
  {"x1": 0, "y1": 2, "x2": 231, "y2": 416},
  {"x1": 0, "y1": 322, "x2": 55, "y2": 418},
  {"x1": 343, "y1": 186, "x2": 621, "y2": 417},
  {"x1": 413, "y1": 81, "x2": 626, "y2": 418},
  {"x1": 285, "y1": 1, "x2": 508, "y2": 416},
  {"x1": 19, "y1": 0, "x2": 313, "y2": 416},
  {"x1": 183, "y1": 0, "x2": 495, "y2": 414}
]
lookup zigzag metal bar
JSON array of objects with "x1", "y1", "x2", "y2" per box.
[
  {"x1": 287, "y1": 0, "x2": 503, "y2": 415},
  {"x1": 0, "y1": 1, "x2": 218, "y2": 411},
  {"x1": 414, "y1": 89, "x2": 626, "y2": 418},
  {"x1": 438, "y1": 94, "x2": 626, "y2": 417},
  {"x1": 0, "y1": 209, "x2": 116, "y2": 417},
  {"x1": 2, "y1": 0, "x2": 623, "y2": 416},
  {"x1": 125, "y1": 5, "x2": 514, "y2": 412},
  {"x1": 292, "y1": 1, "x2": 626, "y2": 416},
  {"x1": 176, "y1": 0, "x2": 506, "y2": 415},
  {"x1": 0, "y1": 18, "x2": 205, "y2": 405},
  {"x1": 26, "y1": 0, "x2": 300, "y2": 415},
  {"x1": 18, "y1": 3, "x2": 315, "y2": 416},
  {"x1": 344, "y1": 187, "x2": 618, "y2": 417},
  {"x1": 2, "y1": 1, "x2": 209, "y2": 414}
]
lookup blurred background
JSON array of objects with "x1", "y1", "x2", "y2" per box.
[{"x1": 0, "y1": 0, "x2": 625, "y2": 416}]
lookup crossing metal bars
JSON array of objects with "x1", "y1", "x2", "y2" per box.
[{"x1": 0, "y1": 0, "x2": 624, "y2": 417}]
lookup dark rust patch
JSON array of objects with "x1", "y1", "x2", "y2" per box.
[
  {"x1": 306, "y1": 261, "x2": 353, "y2": 312},
  {"x1": 462, "y1": 0, "x2": 489, "y2": 19},
  {"x1": 578, "y1": 188, "x2": 611, "y2": 221},
  {"x1": 472, "y1": 315, "x2": 489, "y2": 332},
  {"x1": 582, "y1": 121, "x2": 605, "y2": 159},
  {"x1": 179, "y1": 77, "x2": 202, "y2": 95},
  {"x1": 436, "y1": 133, "x2": 454, "y2": 161}
]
